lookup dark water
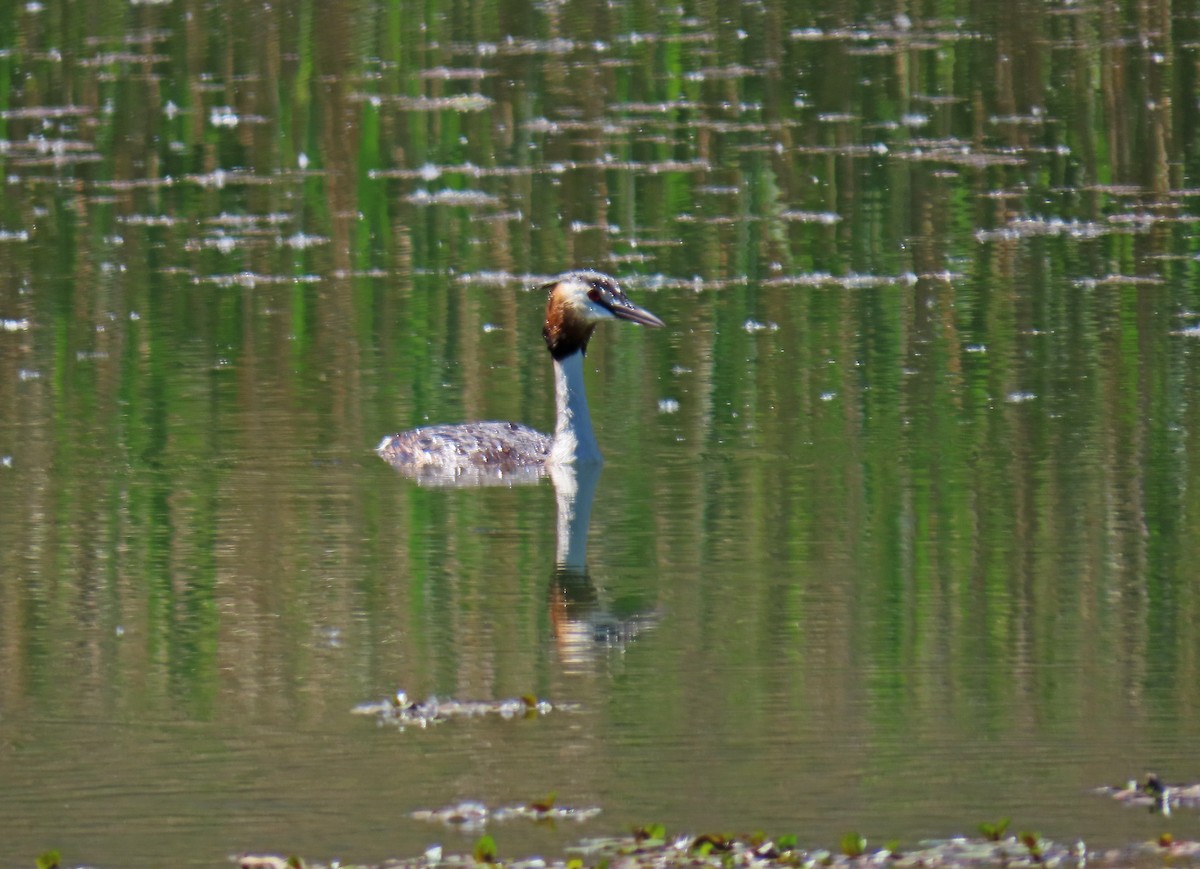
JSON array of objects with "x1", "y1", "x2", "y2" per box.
[{"x1": 3, "y1": 0, "x2": 1200, "y2": 866}]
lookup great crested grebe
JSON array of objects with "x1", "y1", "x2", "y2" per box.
[{"x1": 377, "y1": 270, "x2": 664, "y2": 479}]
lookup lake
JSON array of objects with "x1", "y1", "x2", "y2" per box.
[{"x1": 2, "y1": 0, "x2": 1200, "y2": 866}]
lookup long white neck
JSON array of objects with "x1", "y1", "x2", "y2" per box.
[{"x1": 550, "y1": 351, "x2": 603, "y2": 465}]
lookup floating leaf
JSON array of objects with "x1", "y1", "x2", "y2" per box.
[
  {"x1": 1020, "y1": 832, "x2": 1043, "y2": 861},
  {"x1": 36, "y1": 852, "x2": 60, "y2": 869},
  {"x1": 286, "y1": 858, "x2": 304, "y2": 869},
  {"x1": 1159, "y1": 833, "x2": 1174, "y2": 848},
  {"x1": 840, "y1": 832, "x2": 866, "y2": 858},
  {"x1": 473, "y1": 834, "x2": 498, "y2": 864},
  {"x1": 633, "y1": 823, "x2": 666, "y2": 844},
  {"x1": 566, "y1": 860, "x2": 583, "y2": 869},
  {"x1": 777, "y1": 834, "x2": 798, "y2": 851},
  {"x1": 979, "y1": 818, "x2": 1010, "y2": 841},
  {"x1": 529, "y1": 792, "x2": 557, "y2": 813},
  {"x1": 693, "y1": 833, "x2": 731, "y2": 852}
]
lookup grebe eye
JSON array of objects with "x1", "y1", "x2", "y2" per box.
[{"x1": 587, "y1": 287, "x2": 602, "y2": 302}]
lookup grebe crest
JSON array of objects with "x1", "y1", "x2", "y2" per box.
[{"x1": 378, "y1": 270, "x2": 664, "y2": 484}]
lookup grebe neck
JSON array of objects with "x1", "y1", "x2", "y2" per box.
[{"x1": 550, "y1": 350, "x2": 602, "y2": 465}]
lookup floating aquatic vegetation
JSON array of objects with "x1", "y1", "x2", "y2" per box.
[
  {"x1": 331, "y1": 268, "x2": 391, "y2": 279},
  {"x1": 372, "y1": 162, "x2": 557, "y2": 180},
  {"x1": 571, "y1": 830, "x2": 1091, "y2": 869},
  {"x1": 522, "y1": 118, "x2": 598, "y2": 134},
  {"x1": 473, "y1": 835, "x2": 497, "y2": 864},
  {"x1": 761, "y1": 272, "x2": 924, "y2": 289},
  {"x1": 404, "y1": 189, "x2": 501, "y2": 207},
  {"x1": 359, "y1": 93, "x2": 494, "y2": 112},
  {"x1": 193, "y1": 272, "x2": 321, "y2": 289},
  {"x1": 116, "y1": 214, "x2": 180, "y2": 226},
  {"x1": 568, "y1": 220, "x2": 618, "y2": 235},
  {"x1": 614, "y1": 32, "x2": 714, "y2": 47},
  {"x1": 0, "y1": 105, "x2": 91, "y2": 120},
  {"x1": 411, "y1": 795, "x2": 602, "y2": 828},
  {"x1": 9, "y1": 151, "x2": 103, "y2": 168},
  {"x1": 210, "y1": 106, "x2": 240, "y2": 127},
  {"x1": 914, "y1": 93, "x2": 967, "y2": 106},
  {"x1": 979, "y1": 818, "x2": 1010, "y2": 841},
  {"x1": 791, "y1": 142, "x2": 889, "y2": 157},
  {"x1": 208, "y1": 212, "x2": 294, "y2": 227},
  {"x1": 1018, "y1": 832, "x2": 1044, "y2": 861},
  {"x1": 184, "y1": 233, "x2": 245, "y2": 254},
  {"x1": 743, "y1": 319, "x2": 779, "y2": 333},
  {"x1": 974, "y1": 217, "x2": 1128, "y2": 242},
  {"x1": 77, "y1": 52, "x2": 169, "y2": 67},
  {"x1": 846, "y1": 42, "x2": 908, "y2": 56},
  {"x1": 467, "y1": 37, "x2": 582, "y2": 56},
  {"x1": 1108, "y1": 211, "x2": 1200, "y2": 227},
  {"x1": 351, "y1": 691, "x2": 575, "y2": 729},
  {"x1": 897, "y1": 142, "x2": 1026, "y2": 168},
  {"x1": 789, "y1": 20, "x2": 982, "y2": 45},
  {"x1": 1073, "y1": 275, "x2": 1164, "y2": 289},
  {"x1": 989, "y1": 109, "x2": 1047, "y2": 126},
  {"x1": 779, "y1": 210, "x2": 841, "y2": 225},
  {"x1": 183, "y1": 169, "x2": 281, "y2": 189},
  {"x1": 677, "y1": 213, "x2": 748, "y2": 226},
  {"x1": 606, "y1": 252, "x2": 655, "y2": 265},
  {"x1": 209, "y1": 107, "x2": 269, "y2": 127},
  {"x1": 1097, "y1": 774, "x2": 1200, "y2": 812},
  {"x1": 839, "y1": 832, "x2": 866, "y2": 858},
  {"x1": 279, "y1": 232, "x2": 329, "y2": 250},
  {"x1": 236, "y1": 858, "x2": 300, "y2": 869},
  {"x1": 0, "y1": 136, "x2": 101, "y2": 168},
  {"x1": 611, "y1": 100, "x2": 706, "y2": 114},
  {"x1": 91, "y1": 176, "x2": 176, "y2": 191},
  {"x1": 454, "y1": 271, "x2": 545, "y2": 287},
  {"x1": 83, "y1": 27, "x2": 172, "y2": 47},
  {"x1": 580, "y1": 158, "x2": 710, "y2": 174},
  {"x1": 685, "y1": 64, "x2": 760, "y2": 81},
  {"x1": 236, "y1": 826, "x2": 1200, "y2": 869}
]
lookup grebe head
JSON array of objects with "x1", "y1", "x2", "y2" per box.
[{"x1": 543, "y1": 270, "x2": 665, "y2": 360}]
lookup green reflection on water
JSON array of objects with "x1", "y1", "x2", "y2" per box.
[{"x1": 2, "y1": 0, "x2": 1200, "y2": 866}]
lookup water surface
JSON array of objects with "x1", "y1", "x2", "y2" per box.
[{"x1": 2, "y1": 0, "x2": 1200, "y2": 866}]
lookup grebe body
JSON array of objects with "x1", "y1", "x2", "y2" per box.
[{"x1": 377, "y1": 270, "x2": 664, "y2": 482}]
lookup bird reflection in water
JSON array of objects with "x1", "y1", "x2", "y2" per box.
[{"x1": 547, "y1": 462, "x2": 659, "y2": 670}]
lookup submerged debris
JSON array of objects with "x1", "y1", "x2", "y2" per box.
[
  {"x1": 1097, "y1": 774, "x2": 1200, "y2": 814},
  {"x1": 235, "y1": 828, "x2": 1200, "y2": 869},
  {"x1": 410, "y1": 796, "x2": 601, "y2": 829},
  {"x1": 351, "y1": 690, "x2": 575, "y2": 729}
]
